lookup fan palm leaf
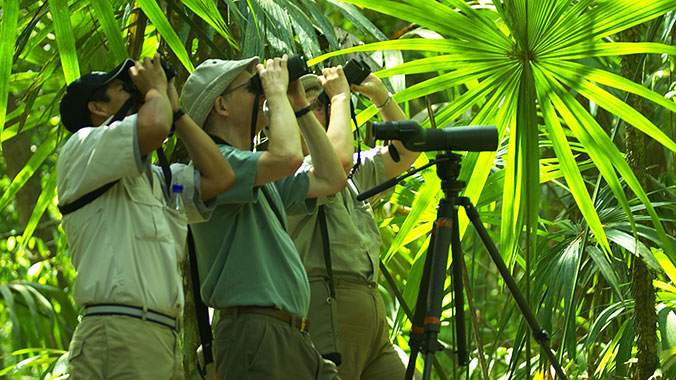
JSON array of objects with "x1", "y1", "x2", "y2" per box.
[{"x1": 318, "y1": 0, "x2": 676, "y2": 267}]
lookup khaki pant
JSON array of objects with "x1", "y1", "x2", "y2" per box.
[
  {"x1": 307, "y1": 276, "x2": 410, "y2": 380},
  {"x1": 213, "y1": 312, "x2": 340, "y2": 380},
  {"x1": 67, "y1": 315, "x2": 183, "y2": 380}
]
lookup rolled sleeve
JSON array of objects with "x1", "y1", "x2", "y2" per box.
[
  {"x1": 57, "y1": 114, "x2": 144, "y2": 203},
  {"x1": 274, "y1": 170, "x2": 315, "y2": 216},
  {"x1": 215, "y1": 146, "x2": 263, "y2": 204}
]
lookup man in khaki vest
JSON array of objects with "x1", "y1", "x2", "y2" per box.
[
  {"x1": 287, "y1": 71, "x2": 420, "y2": 380},
  {"x1": 58, "y1": 54, "x2": 233, "y2": 379}
]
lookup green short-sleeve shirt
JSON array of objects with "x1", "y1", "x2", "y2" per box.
[
  {"x1": 287, "y1": 148, "x2": 390, "y2": 281},
  {"x1": 190, "y1": 145, "x2": 315, "y2": 317}
]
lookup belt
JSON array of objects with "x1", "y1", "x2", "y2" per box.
[
  {"x1": 220, "y1": 306, "x2": 310, "y2": 333},
  {"x1": 84, "y1": 304, "x2": 178, "y2": 330}
]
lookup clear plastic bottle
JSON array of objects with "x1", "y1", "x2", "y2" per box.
[{"x1": 172, "y1": 184, "x2": 185, "y2": 212}]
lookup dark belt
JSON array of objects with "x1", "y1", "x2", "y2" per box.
[
  {"x1": 84, "y1": 304, "x2": 178, "y2": 330},
  {"x1": 220, "y1": 306, "x2": 310, "y2": 333}
]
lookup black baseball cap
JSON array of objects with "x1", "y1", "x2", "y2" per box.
[{"x1": 59, "y1": 58, "x2": 135, "y2": 133}]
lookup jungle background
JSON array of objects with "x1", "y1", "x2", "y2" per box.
[{"x1": 2, "y1": 0, "x2": 676, "y2": 379}]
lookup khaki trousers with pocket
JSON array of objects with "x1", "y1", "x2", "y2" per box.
[
  {"x1": 307, "y1": 276, "x2": 409, "y2": 380},
  {"x1": 67, "y1": 314, "x2": 183, "y2": 380}
]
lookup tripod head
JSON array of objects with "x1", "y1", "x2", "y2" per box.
[{"x1": 435, "y1": 152, "x2": 466, "y2": 198}]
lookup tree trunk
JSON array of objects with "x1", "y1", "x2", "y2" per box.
[
  {"x1": 619, "y1": 26, "x2": 659, "y2": 380},
  {"x1": 181, "y1": 251, "x2": 202, "y2": 380}
]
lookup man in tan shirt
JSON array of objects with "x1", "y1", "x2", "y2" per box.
[{"x1": 57, "y1": 54, "x2": 233, "y2": 379}]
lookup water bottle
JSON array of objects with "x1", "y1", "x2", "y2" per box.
[{"x1": 172, "y1": 184, "x2": 185, "y2": 213}]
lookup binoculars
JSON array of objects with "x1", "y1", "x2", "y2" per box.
[
  {"x1": 249, "y1": 55, "x2": 310, "y2": 94},
  {"x1": 318, "y1": 59, "x2": 371, "y2": 105},
  {"x1": 246, "y1": 55, "x2": 372, "y2": 102},
  {"x1": 121, "y1": 58, "x2": 176, "y2": 104}
]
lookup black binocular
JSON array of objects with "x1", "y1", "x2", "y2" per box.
[
  {"x1": 248, "y1": 55, "x2": 310, "y2": 94},
  {"x1": 122, "y1": 58, "x2": 177, "y2": 104},
  {"x1": 318, "y1": 59, "x2": 371, "y2": 105}
]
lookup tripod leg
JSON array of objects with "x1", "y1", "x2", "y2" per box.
[
  {"x1": 450, "y1": 206, "x2": 468, "y2": 366},
  {"x1": 459, "y1": 197, "x2": 568, "y2": 380},
  {"x1": 405, "y1": 222, "x2": 438, "y2": 380},
  {"x1": 420, "y1": 198, "x2": 463, "y2": 380}
]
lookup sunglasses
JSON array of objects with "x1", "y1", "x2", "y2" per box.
[{"x1": 222, "y1": 80, "x2": 255, "y2": 95}]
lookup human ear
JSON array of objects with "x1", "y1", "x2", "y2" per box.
[
  {"x1": 87, "y1": 101, "x2": 110, "y2": 118},
  {"x1": 213, "y1": 96, "x2": 230, "y2": 118}
]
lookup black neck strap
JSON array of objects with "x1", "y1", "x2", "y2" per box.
[
  {"x1": 347, "y1": 101, "x2": 361, "y2": 179},
  {"x1": 250, "y1": 93, "x2": 260, "y2": 151},
  {"x1": 321, "y1": 99, "x2": 361, "y2": 180},
  {"x1": 318, "y1": 206, "x2": 336, "y2": 298},
  {"x1": 208, "y1": 134, "x2": 231, "y2": 146}
]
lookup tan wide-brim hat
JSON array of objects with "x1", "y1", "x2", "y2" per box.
[
  {"x1": 300, "y1": 73, "x2": 322, "y2": 94},
  {"x1": 181, "y1": 57, "x2": 260, "y2": 128}
]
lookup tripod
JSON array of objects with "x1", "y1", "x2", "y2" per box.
[{"x1": 361, "y1": 152, "x2": 568, "y2": 380}]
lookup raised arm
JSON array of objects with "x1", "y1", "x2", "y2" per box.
[
  {"x1": 254, "y1": 55, "x2": 305, "y2": 187},
  {"x1": 351, "y1": 74, "x2": 420, "y2": 179},
  {"x1": 129, "y1": 53, "x2": 173, "y2": 156},
  {"x1": 167, "y1": 79, "x2": 234, "y2": 200},
  {"x1": 290, "y1": 74, "x2": 347, "y2": 198},
  {"x1": 318, "y1": 66, "x2": 354, "y2": 174}
]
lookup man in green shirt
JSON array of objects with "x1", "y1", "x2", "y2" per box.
[
  {"x1": 182, "y1": 55, "x2": 348, "y2": 379},
  {"x1": 287, "y1": 71, "x2": 420, "y2": 380}
]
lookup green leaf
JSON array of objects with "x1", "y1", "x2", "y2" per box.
[
  {"x1": 20, "y1": 167, "x2": 58, "y2": 250},
  {"x1": 10, "y1": 284, "x2": 42, "y2": 341},
  {"x1": 383, "y1": 155, "x2": 439, "y2": 263},
  {"x1": 0, "y1": 132, "x2": 57, "y2": 213},
  {"x1": 48, "y1": 0, "x2": 80, "y2": 84},
  {"x1": 587, "y1": 246, "x2": 624, "y2": 300},
  {"x1": 136, "y1": 0, "x2": 194, "y2": 72},
  {"x1": 328, "y1": 0, "x2": 387, "y2": 41},
  {"x1": 89, "y1": 0, "x2": 128, "y2": 62},
  {"x1": 164, "y1": 0, "x2": 230, "y2": 58},
  {"x1": 0, "y1": 0, "x2": 18, "y2": 136},
  {"x1": 298, "y1": 0, "x2": 340, "y2": 52},
  {"x1": 0, "y1": 284, "x2": 21, "y2": 349},
  {"x1": 545, "y1": 41, "x2": 676, "y2": 60},
  {"x1": 533, "y1": 65, "x2": 638, "y2": 248},
  {"x1": 284, "y1": 1, "x2": 322, "y2": 60},
  {"x1": 181, "y1": 0, "x2": 238, "y2": 48},
  {"x1": 537, "y1": 77, "x2": 611, "y2": 254},
  {"x1": 544, "y1": 63, "x2": 676, "y2": 154}
]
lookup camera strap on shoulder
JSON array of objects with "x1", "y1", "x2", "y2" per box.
[
  {"x1": 58, "y1": 98, "x2": 173, "y2": 215},
  {"x1": 318, "y1": 205, "x2": 336, "y2": 299},
  {"x1": 187, "y1": 226, "x2": 214, "y2": 377},
  {"x1": 347, "y1": 101, "x2": 362, "y2": 180},
  {"x1": 58, "y1": 98, "x2": 132, "y2": 215},
  {"x1": 317, "y1": 205, "x2": 343, "y2": 366},
  {"x1": 250, "y1": 93, "x2": 261, "y2": 151},
  {"x1": 261, "y1": 185, "x2": 286, "y2": 231},
  {"x1": 323, "y1": 99, "x2": 362, "y2": 181}
]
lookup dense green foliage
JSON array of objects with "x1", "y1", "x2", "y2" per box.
[{"x1": 1, "y1": 1, "x2": 675, "y2": 379}]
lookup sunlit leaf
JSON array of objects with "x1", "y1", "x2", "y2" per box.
[{"x1": 48, "y1": 0, "x2": 80, "y2": 84}]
